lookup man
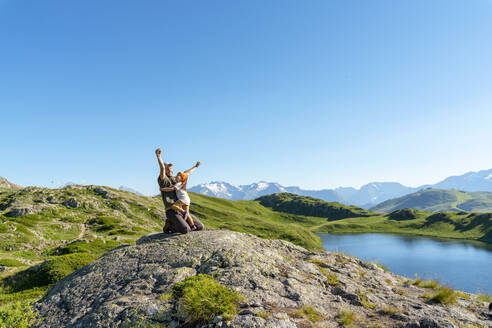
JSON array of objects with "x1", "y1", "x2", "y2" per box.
[{"x1": 155, "y1": 148, "x2": 205, "y2": 233}]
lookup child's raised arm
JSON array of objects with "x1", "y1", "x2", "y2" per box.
[{"x1": 184, "y1": 161, "x2": 201, "y2": 175}]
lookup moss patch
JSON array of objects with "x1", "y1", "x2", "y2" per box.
[{"x1": 171, "y1": 274, "x2": 240, "y2": 324}]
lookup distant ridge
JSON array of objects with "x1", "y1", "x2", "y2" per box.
[
  {"x1": 118, "y1": 186, "x2": 143, "y2": 195},
  {"x1": 190, "y1": 168, "x2": 492, "y2": 208},
  {"x1": 0, "y1": 176, "x2": 22, "y2": 189},
  {"x1": 370, "y1": 188, "x2": 492, "y2": 213}
]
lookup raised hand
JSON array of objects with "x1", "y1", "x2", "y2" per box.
[
  {"x1": 155, "y1": 148, "x2": 162, "y2": 156},
  {"x1": 195, "y1": 161, "x2": 201, "y2": 168}
]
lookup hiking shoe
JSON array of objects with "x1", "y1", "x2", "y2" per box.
[{"x1": 190, "y1": 224, "x2": 197, "y2": 231}]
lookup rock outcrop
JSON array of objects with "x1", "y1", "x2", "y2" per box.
[
  {"x1": 35, "y1": 231, "x2": 490, "y2": 328},
  {"x1": 0, "y1": 176, "x2": 22, "y2": 190}
]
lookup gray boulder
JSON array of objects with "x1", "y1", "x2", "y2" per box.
[{"x1": 34, "y1": 231, "x2": 490, "y2": 328}]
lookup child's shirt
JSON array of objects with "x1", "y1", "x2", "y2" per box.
[{"x1": 174, "y1": 182, "x2": 191, "y2": 205}]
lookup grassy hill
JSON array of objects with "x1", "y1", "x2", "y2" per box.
[
  {"x1": 370, "y1": 188, "x2": 492, "y2": 213},
  {"x1": 256, "y1": 193, "x2": 373, "y2": 219},
  {"x1": 313, "y1": 208, "x2": 492, "y2": 244},
  {"x1": 0, "y1": 186, "x2": 491, "y2": 310}
]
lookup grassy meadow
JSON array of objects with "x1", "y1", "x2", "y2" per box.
[{"x1": 0, "y1": 186, "x2": 490, "y2": 310}]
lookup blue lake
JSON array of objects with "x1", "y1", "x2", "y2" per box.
[{"x1": 318, "y1": 233, "x2": 492, "y2": 294}]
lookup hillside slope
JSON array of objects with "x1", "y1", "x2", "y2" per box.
[
  {"x1": 256, "y1": 193, "x2": 374, "y2": 219},
  {"x1": 370, "y1": 188, "x2": 492, "y2": 212},
  {"x1": 0, "y1": 187, "x2": 491, "y2": 313},
  {"x1": 34, "y1": 231, "x2": 490, "y2": 328}
]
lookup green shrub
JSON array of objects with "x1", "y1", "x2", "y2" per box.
[
  {"x1": 4, "y1": 253, "x2": 98, "y2": 292},
  {"x1": 0, "y1": 259, "x2": 25, "y2": 267},
  {"x1": 380, "y1": 305, "x2": 402, "y2": 314},
  {"x1": 359, "y1": 291, "x2": 376, "y2": 309},
  {"x1": 290, "y1": 305, "x2": 323, "y2": 322},
  {"x1": 430, "y1": 287, "x2": 456, "y2": 305},
  {"x1": 90, "y1": 216, "x2": 122, "y2": 232},
  {"x1": 372, "y1": 262, "x2": 388, "y2": 272},
  {"x1": 49, "y1": 239, "x2": 121, "y2": 256},
  {"x1": 312, "y1": 263, "x2": 340, "y2": 286},
  {"x1": 476, "y1": 293, "x2": 492, "y2": 302},
  {"x1": 413, "y1": 278, "x2": 439, "y2": 289},
  {"x1": 256, "y1": 311, "x2": 271, "y2": 319},
  {"x1": 171, "y1": 274, "x2": 240, "y2": 324},
  {"x1": 0, "y1": 301, "x2": 39, "y2": 328},
  {"x1": 336, "y1": 308, "x2": 356, "y2": 326}
]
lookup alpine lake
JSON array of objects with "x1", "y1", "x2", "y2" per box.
[{"x1": 318, "y1": 233, "x2": 492, "y2": 294}]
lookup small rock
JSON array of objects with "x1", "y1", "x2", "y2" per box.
[
  {"x1": 239, "y1": 309, "x2": 254, "y2": 315},
  {"x1": 213, "y1": 316, "x2": 223, "y2": 323},
  {"x1": 62, "y1": 198, "x2": 79, "y2": 208}
]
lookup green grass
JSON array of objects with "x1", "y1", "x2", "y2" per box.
[
  {"x1": 310, "y1": 261, "x2": 340, "y2": 286},
  {"x1": 476, "y1": 293, "x2": 492, "y2": 302},
  {"x1": 412, "y1": 279, "x2": 439, "y2": 289},
  {"x1": 428, "y1": 287, "x2": 457, "y2": 305},
  {"x1": 371, "y1": 262, "x2": 389, "y2": 272},
  {"x1": 3, "y1": 253, "x2": 98, "y2": 293},
  {"x1": 171, "y1": 274, "x2": 240, "y2": 323},
  {"x1": 359, "y1": 291, "x2": 376, "y2": 309},
  {"x1": 313, "y1": 210, "x2": 492, "y2": 243},
  {"x1": 0, "y1": 185, "x2": 490, "y2": 313},
  {"x1": 380, "y1": 305, "x2": 402, "y2": 314},
  {"x1": 256, "y1": 193, "x2": 373, "y2": 219},
  {"x1": 336, "y1": 309, "x2": 356, "y2": 326},
  {"x1": 0, "y1": 259, "x2": 26, "y2": 267},
  {"x1": 290, "y1": 305, "x2": 323, "y2": 322},
  {"x1": 0, "y1": 300, "x2": 39, "y2": 328}
]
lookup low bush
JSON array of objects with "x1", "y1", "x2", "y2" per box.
[
  {"x1": 336, "y1": 308, "x2": 356, "y2": 326},
  {"x1": 476, "y1": 293, "x2": 492, "y2": 302},
  {"x1": 171, "y1": 274, "x2": 240, "y2": 324},
  {"x1": 4, "y1": 253, "x2": 98, "y2": 292},
  {"x1": 290, "y1": 305, "x2": 323, "y2": 322},
  {"x1": 312, "y1": 262, "x2": 340, "y2": 286},
  {"x1": 0, "y1": 259, "x2": 25, "y2": 267},
  {"x1": 0, "y1": 301, "x2": 39, "y2": 328},
  {"x1": 429, "y1": 287, "x2": 456, "y2": 305},
  {"x1": 49, "y1": 239, "x2": 120, "y2": 256},
  {"x1": 413, "y1": 278, "x2": 439, "y2": 289}
]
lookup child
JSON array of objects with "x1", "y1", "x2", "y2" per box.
[{"x1": 170, "y1": 162, "x2": 200, "y2": 230}]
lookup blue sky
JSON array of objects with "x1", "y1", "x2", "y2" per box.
[{"x1": 1, "y1": 0, "x2": 491, "y2": 195}]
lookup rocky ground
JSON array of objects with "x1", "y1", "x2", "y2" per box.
[{"x1": 34, "y1": 230, "x2": 491, "y2": 328}]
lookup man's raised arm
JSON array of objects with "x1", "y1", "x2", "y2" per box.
[
  {"x1": 184, "y1": 161, "x2": 201, "y2": 175},
  {"x1": 155, "y1": 148, "x2": 166, "y2": 180}
]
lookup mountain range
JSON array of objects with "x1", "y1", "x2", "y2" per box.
[
  {"x1": 189, "y1": 168, "x2": 492, "y2": 208},
  {"x1": 370, "y1": 188, "x2": 492, "y2": 213}
]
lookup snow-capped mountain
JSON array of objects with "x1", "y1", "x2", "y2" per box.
[
  {"x1": 189, "y1": 181, "x2": 412, "y2": 206},
  {"x1": 431, "y1": 168, "x2": 492, "y2": 191},
  {"x1": 189, "y1": 168, "x2": 492, "y2": 208},
  {"x1": 189, "y1": 181, "x2": 244, "y2": 199}
]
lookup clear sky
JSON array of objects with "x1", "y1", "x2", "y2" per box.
[{"x1": 1, "y1": 0, "x2": 491, "y2": 195}]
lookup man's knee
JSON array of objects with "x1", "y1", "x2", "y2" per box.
[{"x1": 177, "y1": 224, "x2": 191, "y2": 234}]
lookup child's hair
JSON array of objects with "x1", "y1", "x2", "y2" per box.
[{"x1": 178, "y1": 172, "x2": 188, "y2": 189}]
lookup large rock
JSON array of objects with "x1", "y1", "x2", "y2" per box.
[
  {"x1": 34, "y1": 231, "x2": 490, "y2": 328},
  {"x1": 0, "y1": 176, "x2": 22, "y2": 189}
]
